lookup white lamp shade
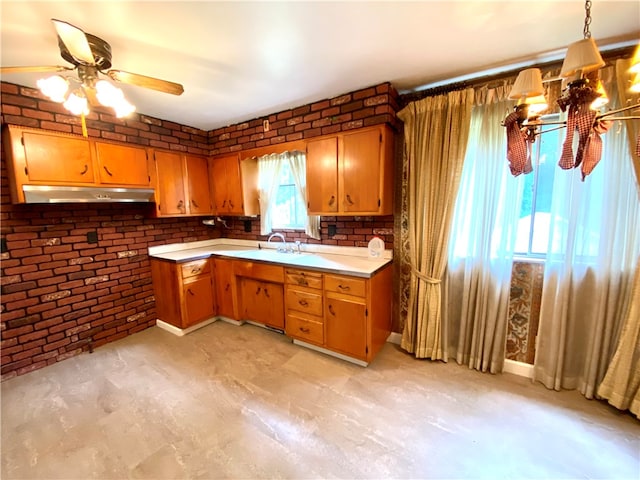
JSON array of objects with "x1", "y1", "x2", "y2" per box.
[
  {"x1": 560, "y1": 37, "x2": 605, "y2": 78},
  {"x1": 37, "y1": 75, "x2": 69, "y2": 103},
  {"x1": 509, "y1": 68, "x2": 545, "y2": 100}
]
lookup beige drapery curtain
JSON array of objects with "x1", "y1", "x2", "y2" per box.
[
  {"x1": 398, "y1": 89, "x2": 474, "y2": 358},
  {"x1": 597, "y1": 58, "x2": 640, "y2": 418},
  {"x1": 444, "y1": 85, "x2": 522, "y2": 373}
]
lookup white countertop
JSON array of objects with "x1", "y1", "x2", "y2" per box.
[{"x1": 148, "y1": 239, "x2": 393, "y2": 278}]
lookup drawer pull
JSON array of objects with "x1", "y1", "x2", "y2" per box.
[
  {"x1": 80, "y1": 164, "x2": 88, "y2": 175},
  {"x1": 299, "y1": 327, "x2": 310, "y2": 334},
  {"x1": 191, "y1": 267, "x2": 201, "y2": 274},
  {"x1": 298, "y1": 299, "x2": 309, "y2": 307},
  {"x1": 103, "y1": 166, "x2": 113, "y2": 177},
  {"x1": 297, "y1": 278, "x2": 309, "y2": 286},
  {"x1": 187, "y1": 288, "x2": 195, "y2": 296},
  {"x1": 328, "y1": 304, "x2": 336, "y2": 316},
  {"x1": 337, "y1": 284, "x2": 350, "y2": 291}
]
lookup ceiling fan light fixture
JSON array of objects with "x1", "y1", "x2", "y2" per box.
[
  {"x1": 113, "y1": 98, "x2": 136, "y2": 118},
  {"x1": 95, "y1": 79, "x2": 122, "y2": 107},
  {"x1": 37, "y1": 75, "x2": 69, "y2": 103},
  {"x1": 63, "y1": 89, "x2": 89, "y2": 116}
]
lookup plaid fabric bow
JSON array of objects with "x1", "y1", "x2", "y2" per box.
[
  {"x1": 504, "y1": 111, "x2": 533, "y2": 176},
  {"x1": 558, "y1": 103, "x2": 597, "y2": 171},
  {"x1": 580, "y1": 119, "x2": 612, "y2": 181}
]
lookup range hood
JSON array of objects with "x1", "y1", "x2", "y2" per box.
[{"x1": 22, "y1": 185, "x2": 156, "y2": 203}]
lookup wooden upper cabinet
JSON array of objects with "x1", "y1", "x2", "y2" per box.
[
  {"x1": 185, "y1": 155, "x2": 212, "y2": 214},
  {"x1": 154, "y1": 150, "x2": 186, "y2": 215},
  {"x1": 153, "y1": 151, "x2": 214, "y2": 217},
  {"x1": 209, "y1": 154, "x2": 258, "y2": 216},
  {"x1": 306, "y1": 137, "x2": 338, "y2": 213},
  {"x1": 306, "y1": 124, "x2": 394, "y2": 216},
  {"x1": 94, "y1": 142, "x2": 150, "y2": 186},
  {"x1": 21, "y1": 130, "x2": 94, "y2": 184}
]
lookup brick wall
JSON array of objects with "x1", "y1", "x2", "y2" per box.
[{"x1": 1, "y1": 80, "x2": 400, "y2": 379}]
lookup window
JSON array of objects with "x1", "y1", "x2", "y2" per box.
[
  {"x1": 514, "y1": 114, "x2": 563, "y2": 257},
  {"x1": 272, "y1": 160, "x2": 307, "y2": 229}
]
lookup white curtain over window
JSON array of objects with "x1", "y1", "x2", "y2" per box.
[
  {"x1": 444, "y1": 85, "x2": 523, "y2": 372},
  {"x1": 286, "y1": 151, "x2": 320, "y2": 239},
  {"x1": 257, "y1": 151, "x2": 320, "y2": 239},
  {"x1": 533, "y1": 64, "x2": 640, "y2": 399},
  {"x1": 257, "y1": 153, "x2": 283, "y2": 236}
]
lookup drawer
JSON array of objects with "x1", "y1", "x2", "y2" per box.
[
  {"x1": 181, "y1": 259, "x2": 210, "y2": 278},
  {"x1": 234, "y1": 261, "x2": 284, "y2": 283},
  {"x1": 286, "y1": 288, "x2": 323, "y2": 316},
  {"x1": 286, "y1": 311, "x2": 323, "y2": 345},
  {"x1": 285, "y1": 269, "x2": 322, "y2": 289},
  {"x1": 324, "y1": 274, "x2": 366, "y2": 297}
]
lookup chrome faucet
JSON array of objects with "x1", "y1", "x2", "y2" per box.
[{"x1": 267, "y1": 232, "x2": 288, "y2": 252}]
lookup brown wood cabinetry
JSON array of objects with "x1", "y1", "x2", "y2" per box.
[
  {"x1": 209, "y1": 154, "x2": 259, "y2": 216},
  {"x1": 235, "y1": 261, "x2": 285, "y2": 329},
  {"x1": 153, "y1": 150, "x2": 213, "y2": 217},
  {"x1": 151, "y1": 258, "x2": 216, "y2": 329},
  {"x1": 306, "y1": 124, "x2": 394, "y2": 215},
  {"x1": 94, "y1": 141, "x2": 150, "y2": 186},
  {"x1": 213, "y1": 258, "x2": 238, "y2": 319},
  {"x1": 2, "y1": 125, "x2": 154, "y2": 203},
  {"x1": 285, "y1": 269, "x2": 324, "y2": 345}
]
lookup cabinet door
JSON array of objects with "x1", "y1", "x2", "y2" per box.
[
  {"x1": 94, "y1": 142, "x2": 150, "y2": 186},
  {"x1": 341, "y1": 128, "x2": 382, "y2": 213},
  {"x1": 325, "y1": 292, "x2": 367, "y2": 360},
  {"x1": 240, "y1": 278, "x2": 284, "y2": 329},
  {"x1": 155, "y1": 151, "x2": 186, "y2": 215},
  {"x1": 306, "y1": 137, "x2": 338, "y2": 214},
  {"x1": 183, "y1": 275, "x2": 215, "y2": 328},
  {"x1": 185, "y1": 155, "x2": 212, "y2": 214},
  {"x1": 225, "y1": 156, "x2": 245, "y2": 214},
  {"x1": 22, "y1": 131, "x2": 94, "y2": 183},
  {"x1": 214, "y1": 258, "x2": 237, "y2": 319},
  {"x1": 210, "y1": 155, "x2": 230, "y2": 213}
]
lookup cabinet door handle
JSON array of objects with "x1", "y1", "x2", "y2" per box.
[
  {"x1": 187, "y1": 288, "x2": 195, "y2": 296},
  {"x1": 328, "y1": 195, "x2": 335, "y2": 207},
  {"x1": 222, "y1": 200, "x2": 227, "y2": 207},
  {"x1": 103, "y1": 166, "x2": 113, "y2": 177},
  {"x1": 337, "y1": 284, "x2": 350, "y2": 291},
  {"x1": 345, "y1": 194, "x2": 355, "y2": 206},
  {"x1": 328, "y1": 304, "x2": 336, "y2": 316},
  {"x1": 264, "y1": 288, "x2": 270, "y2": 298},
  {"x1": 299, "y1": 327, "x2": 310, "y2": 334},
  {"x1": 192, "y1": 199, "x2": 199, "y2": 209},
  {"x1": 299, "y1": 299, "x2": 309, "y2": 307},
  {"x1": 225, "y1": 284, "x2": 230, "y2": 292},
  {"x1": 177, "y1": 200, "x2": 184, "y2": 210},
  {"x1": 255, "y1": 286, "x2": 261, "y2": 295},
  {"x1": 229, "y1": 201, "x2": 234, "y2": 209},
  {"x1": 80, "y1": 164, "x2": 89, "y2": 175}
]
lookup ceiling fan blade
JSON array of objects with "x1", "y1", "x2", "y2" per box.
[
  {"x1": 52, "y1": 18, "x2": 95, "y2": 65},
  {"x1": 106, "y1": 70, "x2": 184, "y2": 96},
  {"x1": 0, "y1": 65, "x2": 73, "y2": 75}
]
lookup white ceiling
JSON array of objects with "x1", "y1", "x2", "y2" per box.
[{"x1": 1, "y1": 1, "x2": 639, "y2": 131}]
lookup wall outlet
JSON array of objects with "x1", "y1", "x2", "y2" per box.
[
  {"x1": 87, "y1": 231, "x2": 98, "y2": 244},
  {"x1": 328, "y1": 224, "x2": 337, "y2": 237},
  {"x1": 0, "y1": 238, "x2": 7, "y2": 253},
  {"x1": 263, "y1": 119, "x2": 270, "y2": 132},
  {"x1": 244, "y1": 220, "x2": 252, "y2": 232}
]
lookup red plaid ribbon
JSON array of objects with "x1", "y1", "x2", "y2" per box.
[
  {"x1": 580, "y1": 119, "x2": 612, "y2": 181},
  {"x1": 559, "y1": 103, "x2": 597, "y2": 170},
  {"x1": 504, "y1": 112, "x2": 532, "y2": 176}
]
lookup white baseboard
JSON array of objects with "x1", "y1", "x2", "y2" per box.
[
  {"x1": 503, "y1": 359, "x2": 535, "y2": 379},
  {"x1": 156, "y1": 317, "x2": 217, "y2": 337},
  {"x1": 386, "y1": 332, "x2": 402, "y2": 345}
]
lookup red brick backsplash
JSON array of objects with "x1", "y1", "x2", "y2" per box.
[{"x1": 1, "y1": 79, "x2": 399, "y2": 379}]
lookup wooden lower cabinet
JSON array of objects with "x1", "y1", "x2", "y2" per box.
[
  {"x1": 213, "y1": 258, "x2": 238, "y2": 319},
  {"x1": 239, "y1": 278, "x2": 284, "y2": 330},
  {"x1": 151, "y1": 258, "x2": 216, "y2": 329},
  {"x1": 324, "y1": 291, "x2": 367, "y2": 359}
]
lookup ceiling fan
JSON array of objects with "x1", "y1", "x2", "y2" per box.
[{"x1": 1, "y1": 19, "x2": 183, "y2": 116}]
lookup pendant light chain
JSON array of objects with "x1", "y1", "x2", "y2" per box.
[{"x1": 583, "y1": 0, "x2": 592, "y2": 39}]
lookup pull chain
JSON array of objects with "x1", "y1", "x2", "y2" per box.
[{"x1": 583, "y1": 0, "x2": 592, "y2": 39}]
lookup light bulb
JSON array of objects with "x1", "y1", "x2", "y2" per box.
[
  {"x1": 37, "y1": 75, "x2": 69, "y2": 103},
  {"x1": 630, "y1": 73, "x2": 640, "y2": 93},
  {"x1": 112, "y1": 98, "x2": 136, "y2": 118},
  {"x1": 63, "y1": 91, "x2": 89, "y2": 116},
  {"x1": 590, "y1": 80, "x2": 609, "y2": 110},
  {"x1": 95, "y1": 80, "x2": 123, "y2": 107}
]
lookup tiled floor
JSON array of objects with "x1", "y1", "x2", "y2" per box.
[{"x1": 2, "y1": 321, "x2": 639, "y2": 479}]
